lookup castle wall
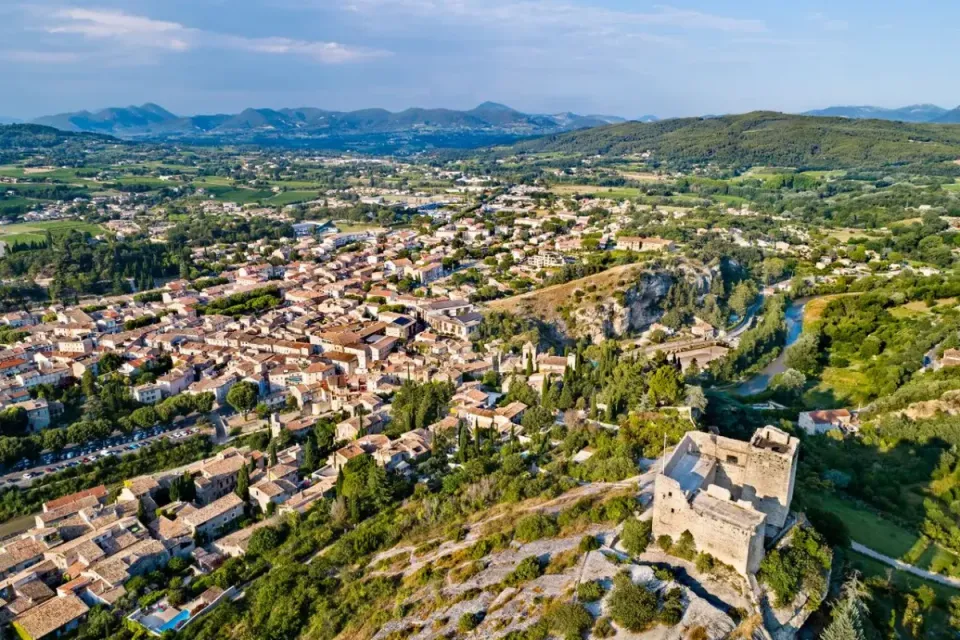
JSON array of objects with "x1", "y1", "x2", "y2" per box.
[
  {"x1": 743, "y1": 443, "x2": 797, "y2": 529},
  {"x1": 652, "y1": 474, "x2": 763, "y2": 576}
]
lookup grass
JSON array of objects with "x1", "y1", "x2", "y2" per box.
[
  {"x1": 803, "y1": 293, "x2": 860, "y2": 328},
  {"x1": 265, "y1": 191, "x2": 320, "y2": 206},
  {"x1": 848, "y1": 551, "x2": 960, "y2": 603},
  {"x1": 487, "y1": 263, "x2": 643, "y2": 324},
  {"x1": 0, "y1": 220, "x2": 104, "y2": 246},
  {"x1": 804, "y1": 367, "x2": 872, "y2": 408},
  {"x1": 817, "y1": 494, "x2": 920, "y2": 559},
  {"x1": 548, "y1": 184, "x2": 641, "y2": 199},
  {"x1": 332, "y1": 221, "x2": 384, "y2": 232},
  {"x1": 205, "y1": 187, "x2": 274, "y2": 204},
  {"x1": 889, "y1": 298, "x2": 957, "y2": 319}
]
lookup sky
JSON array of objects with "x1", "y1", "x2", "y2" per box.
[{"x1": 0, "y1": 0, "x2": 957, "y2": 120}]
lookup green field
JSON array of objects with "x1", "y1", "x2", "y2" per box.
[
  {"x1": 848, "y1": 551, "x2": 960, "y2": 602},
  {"x1": 804, "y1": 367, "x2": 872, "y2": 408},
  {"x1": 265, "y1": 190, "x2": 320, "y2": 206},
  {"x1": 818, "y1": 494, "x2": 920, "y2": 559},
  {"x1": 0, "y1": 220, "x2": 105, "y2": 247}
]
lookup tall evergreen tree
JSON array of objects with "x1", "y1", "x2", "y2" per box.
[
  {"x1": 822, "y1": 574, "x2": 871, "y2": 640},
  {"x1": 236, "y1": 464, "x2": 250, "y2": 501}
]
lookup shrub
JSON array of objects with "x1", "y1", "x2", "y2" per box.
[
  {"x1": 656, "y1": 534, "x2": 673, "y2": 552},
  {"x1": 593, "y1": 617, "x2": 615, "y2": 638},
  {"x1": 576, "y1": 580, "x2": 606, "y2": 602},
  {"x1": 546, "y1": 549, "x2": 582, "y2": 575},
  {"x1": 450, "y1": 561, "x2": 484, "y2": 583},
  {"x1": 695, "y1": 552, "x2": 715, "y2": 574},
  {"x1": 608, "y1": 572, "x2": 658, "y2": 632},
  {"x1": 579, "y1": 535, "x2": 601, "y2": 553},
  {"x1": 505, "y1": 556, "x2": 543, "y2": 587},
  {"x1": 621, "y1": 519, "x2": 652, "y2": 556},
  {"x1": 654, "y1": 566, "x2": 675, "y2": 582},
  {"x1": 758, "y1": 527, "x2": 831, "y2": 607},
  {"x1": 515, "y1": 514, "x2": 559, "y2": 543},
  {"x1": 687, "y1": 625, "x2": 709, "y2": 640},
  {"x1": 458, "y1": 611, "x2": 483, "y2": 633},
  {"x1": 658, "y1": 587, "x2": 685, "y2": 626},
  {"x1": 544, "y1": 602, "x2": 593, "y2": 640},
  {"x1": 672, "y1": 530, "x2": 696, "y2": 561},
  {"x1": 599, "y1": 495, "x2": 634, "y2": 523}
]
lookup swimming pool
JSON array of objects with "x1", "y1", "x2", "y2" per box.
[{"x1": 157, "y1": 610, "x2": 190, "y2": 632}]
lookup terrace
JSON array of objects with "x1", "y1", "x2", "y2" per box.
[{"x1": 128, "y1": 586, "x2": 234, "y2": 636}]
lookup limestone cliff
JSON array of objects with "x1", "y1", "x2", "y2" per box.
[{"x1": 569, "y1": 271, "x2": 673, "y2": 342}]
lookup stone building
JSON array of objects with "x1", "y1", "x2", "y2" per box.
[{"x1": 652, "y1": 426, "x2": 799, "y2": 576}]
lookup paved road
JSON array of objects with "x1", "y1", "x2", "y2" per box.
[{"x1": 851, "y1": 542, "x2": 960, "y2": 589}]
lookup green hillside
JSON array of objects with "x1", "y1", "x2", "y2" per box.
[{"x1": 503, "y1": 111, "x2": 960, "y2": 169}]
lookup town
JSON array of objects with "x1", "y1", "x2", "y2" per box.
[{"x1": 0, "y1": 117, "x2": 959, "y2": 640}]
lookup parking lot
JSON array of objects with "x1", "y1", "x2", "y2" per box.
[{"x1": 1, "y1": 419, "x2": 212, "y2": 489}]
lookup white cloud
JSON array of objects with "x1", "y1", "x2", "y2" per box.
[
  {"x1": 40, "y1": 7, "x2": 388, "y2": 63},
  {"x1": 808, "y1": 12, "x2": 848, "y2": 32},
  {"x1": 339, "y1": 0, "x2": 766, "y2": 34},
  {"x1": 0, "y1": 49, "x2": 82, "y2": 63}
]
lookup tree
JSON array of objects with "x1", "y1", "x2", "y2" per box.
[
  {"x1": 647, "y1": 365, "x2": 683, "y2": 407},
  {"x1": 684, "y1": 385, "x2": 708, "y2": 412},
  {"x1": 303, "y1": 437, "x2": 319, "y2": 473},
  {"x1": 621, "y1": 518, "x2": 652, "y2": 556},
  {"x1": 785, "y1": 331, "x2": 823, "y2": 376},
  {"x1": 236, "y1": 464, "x2": 249, "y2": 501},
  {"x1": 268, "y1": 440, "x2": 278, "y2": 466},
  {"x1": 192, "y1": 392, "x2": 215, "y2": 414},
  {"x1": 770, "y1": 368, "x2": 806, "y2": 401},
  {"x1": 81, "y1": 370, "x2": 96, "y2": 398},
  {"x1": 247, "y1": 526, "x2": 284, "y2": 556},
  {"x1": 227, "y1": 381, "x2": 258, "y2": 419},
  {"x1": 729, "y1": 280, "x2": 758, "y2": 318}
]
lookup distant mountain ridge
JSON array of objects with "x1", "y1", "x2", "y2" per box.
[
  {"x1": 30, "y1": 102, "x2": 647, "y2": 141},
  {"x1": 802, "y1": 104, "x2": 951, "y2": 123}
]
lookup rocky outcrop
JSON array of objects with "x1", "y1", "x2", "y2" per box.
[
  {"x1": 571, "y1": 271, "x2": 673, "y2": 342},
  {"x1": 372, "y1": 529, "x2": 736, "y2": 640}
]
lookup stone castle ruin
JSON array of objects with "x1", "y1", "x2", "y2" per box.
[{"x1": 652, "y1": 426, "x2": 799, "y2": 576}]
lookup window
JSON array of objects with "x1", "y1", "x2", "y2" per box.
[{"x1": 726, "y1": 455, "x2": 739, "y2": 464}]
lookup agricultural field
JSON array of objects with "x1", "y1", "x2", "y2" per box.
[
  {"x1": 265, "y1": 190, "x2": 320, "y2": 206},
  {"x1": 0, "y1": 220, "x2": 104, "y2": 247},
  {"x1": 549, "y1": 184, "x2": 642, "y2": 199}
]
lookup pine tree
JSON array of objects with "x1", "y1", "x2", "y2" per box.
[
  {"x1": 268, "y1": 440, "x2": 278, "y2": 466},
  {"x1": 822, "y1": 574, "x2": 871, "y2": 640}
]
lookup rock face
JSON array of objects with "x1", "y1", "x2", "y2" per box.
[
  {"x1": 572, "y1": 271, "x2": 673, "y2": 343},
  {"x1": 371, "y1": 529, "x2": 736, "y2": 640}
]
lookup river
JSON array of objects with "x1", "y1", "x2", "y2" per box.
[{"x1": 732, "y1": 297, "x2": 808, "y2": 396}]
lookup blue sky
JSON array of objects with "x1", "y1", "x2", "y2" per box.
[{"x1": 0, "y1": 0, "x2": 956, "y2": 119}]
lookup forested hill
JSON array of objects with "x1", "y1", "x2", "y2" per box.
[
  {"x1": 500, "y1": 111, "x2": 960, "y2": 169},
  {"x1": 0, "y1": 124, "x2": 117, "y2": 150},
  {"x1": 0, "y1": 124, "x2": 124, "y2": 165}
]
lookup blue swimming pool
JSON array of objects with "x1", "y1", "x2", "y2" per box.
[{"x1": 157, "y1": 610, "x2": 190, "y2": 632}]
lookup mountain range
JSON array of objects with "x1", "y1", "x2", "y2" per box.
[
  {"x1": 803, "y1": 103, "x2": 960, "y2": 123},
  {"x1": 30, "y1": 102, "x2": 639, "y2": 140}
]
